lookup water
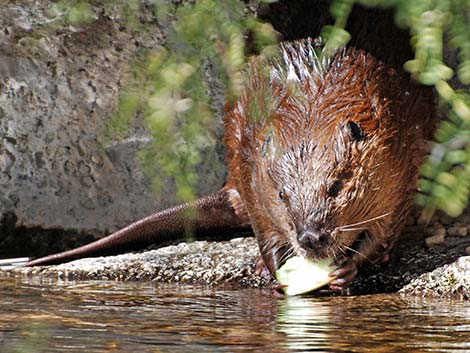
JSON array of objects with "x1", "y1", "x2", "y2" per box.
[{"x1": 1, "y1": 276, "x2": 470, "y2": 353}]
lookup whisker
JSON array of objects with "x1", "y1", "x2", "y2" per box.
[
  {"x1": 336, "y1": 246, "x2": 348, "y2": 262},
  {"x1": 338, "y1": 227, "x2": 368, "y2": 232},
  {"x1": 337, "y1": 211, "x2": 392, "y2": 229},
  {"x1": 341, "y1": 245, "x2": 371, "y2": 263},
  {"x1": 345, "y1": 247, "x2": 370, "y2": 262},
  {"x1": 278, "y1": 245, "x2": 295, "y2": 265}
]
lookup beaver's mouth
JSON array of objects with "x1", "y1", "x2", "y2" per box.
[
  {"x1": 277, "y1": 230, "x2": 369, "y2": 270},
  {"x1": 303, "y1": 231, "x2": 369, "y2": 266}
]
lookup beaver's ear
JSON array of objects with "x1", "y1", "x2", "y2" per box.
[{"x1": 347, "y1": 121, "x2": 365, "y2": 141}]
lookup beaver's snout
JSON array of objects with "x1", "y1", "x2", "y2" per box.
[{"x1": 297, "y1": 227, "x2": 333, "y2": 257}]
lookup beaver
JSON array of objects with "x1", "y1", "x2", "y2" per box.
[{"x1": 23, "y1": 38, "x2": 436, "y2": 291}]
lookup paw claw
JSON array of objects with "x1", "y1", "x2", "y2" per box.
[
  {"x1": 329, "y1": 261, "x2": 357, "y2": 291},
  {"x1": 255, "y1": 256, "x2": 273, "y2": 279}
]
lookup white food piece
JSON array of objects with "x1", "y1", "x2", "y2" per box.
[{"x1": 275, "y1": 256, "x2": 337, "y2": 296}]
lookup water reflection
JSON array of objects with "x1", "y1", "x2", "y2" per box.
[
  {"x1": 277, "y1": 296, "x2": 332, "y2": 352},
  {"x1": 1, "y1": 275, "x2": 470, "y2": 352},
  {"x1": 277, "y1": 293, "x2": 470, "y2": 352}
]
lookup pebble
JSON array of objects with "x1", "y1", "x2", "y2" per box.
[
  {"x1": 417, "y1": 213, "x2": 431, "y2": 226},
  {"x1": 417, "y1": 211, "x2": 440, "y2": 226},
  {"x1": 425, "y1": 224, "x2": 446, "y2": 238},
  {"x1": 459, "y1": 214, "x2": 470, "y2": 224},
  {"x1": 447, "y1": 225, "x2": 468, "y2": 237},
  {"x1": 91, "y1": 154, "x2": 103, "y2": 165},
  {"x1": 466, "y1": 246, "x2": 470, "y2": 256},
  {"x1": 425, "y1": 233, "x2": 446, "y2": 247}
]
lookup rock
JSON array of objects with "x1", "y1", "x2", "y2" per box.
[
  {"x1": 417, "y1": 212, "x2": 439, "y2": 226},
  {"x1": 8, "y1": 237, "x2": 273, "y2": 288},
  {"x1": 425, "y1": 224, "x2": 446, "y2": 237},
  {"x1": 400, "y1": 257, "x2": 470, "y2": 299},
  {"x1": 439, "y1": 213, "x2": 454, "y2": 225},
  {"x1": 447, "y1": 225, "x2": 468, "y2": 237},
  {"x1": 459, "y1": 213, "x2": 470, "y2": 224},
  {"x1": 424, "y1": 224, "x2": 446, "y2": 247},
  {"x1": 425, "y1": 234, "x2": 446, "y2": 247},
  {"x1": 2, "y1": 215, "x2": 469, "y2": 296}
]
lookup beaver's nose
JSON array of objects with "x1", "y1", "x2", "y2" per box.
[{"x1": 297, "y1": 229, "x2": 332, "y2": 252}]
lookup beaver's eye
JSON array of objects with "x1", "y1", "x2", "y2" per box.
[
  {"x1": 348, "y1": 121, "x2": 364, "y2": 141},
  {"x1": 279, "y1": 190, "x2": 285, "y2": 201},
  {"x1": 328, "y1": 180, "x2": 343, "y2": 198}
]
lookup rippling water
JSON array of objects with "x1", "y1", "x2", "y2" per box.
[{"x1": 1, "y1": 276, "x2": 469, "y2": 352}]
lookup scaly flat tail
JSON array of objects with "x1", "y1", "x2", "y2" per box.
[{"x1": 23, "y1": 188, "x2": 250, "y2": 267}]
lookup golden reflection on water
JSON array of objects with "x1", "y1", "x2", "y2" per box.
[
  {"x1": 1, "y1": 275, "x2": 470, "y2": 352},
  {"x1": 277, "y1": 296, "x2": 332, "y2": 352}
]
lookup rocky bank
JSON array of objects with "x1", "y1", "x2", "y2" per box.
[{"x1": 5, "y1": 207, "x2": 470, "y2": 299}]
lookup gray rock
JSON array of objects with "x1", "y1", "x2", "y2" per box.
[
  {"x1": 447, "y1": 225, "x2": 468, "y2": 237},
  {"x1": 425, "y1": 223, "x2": 446, "y2": 238},
  {"x1": 11, "y1": 237, "x2": 273, "y2": 288},
  {"x1": 425, "y1": 234, "x2": 446, "y2": 247},
  {"x1": 424, "y1": 224, "x2": 446, "y2": 247},
  {"x1": 400, "y1": 256, "x2": 470, "y2": 299}
]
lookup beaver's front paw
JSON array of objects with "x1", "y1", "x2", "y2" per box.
[
  {"x1": 255, "y1": 256, "x2": 273, "y2": 279},
  {"x1": 328, "y1": 261, "x2": 358, "y2": 292}
]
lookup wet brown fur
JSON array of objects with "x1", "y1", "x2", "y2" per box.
[{"x1": 223, "y1": 39, "x2": 436, "y2": 275}]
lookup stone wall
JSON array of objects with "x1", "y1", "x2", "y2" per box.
[{"x1": 0, "y1": 1, "x2": 226, "y2": 257}]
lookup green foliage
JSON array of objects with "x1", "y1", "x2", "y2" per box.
[
  {"x1": 402, "y1": 0, "x2": 470, "y2": 217},
  {"x1": 58, "y1": 0, "x2": 277, "y2": 201},
  {"x1": 321, "y1": 0, "x2": 353, "y2": 55},
  {"x1": 55, "y1": 0, "x2": 96, "y2": 24},
  {"x1": 420, "y1": 82, "x2": 470, "y2": 217},
  {"x1": 142, "y1": 0, "x2": 277, "y2": 200},
  {"x1": 55, "y1": 0, "x2": 143, "y2": 26}
]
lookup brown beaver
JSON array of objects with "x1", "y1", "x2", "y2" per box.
[
  {"x1": 24, "y1": 38, "x2": 436, "y2": 291},
  {"x1": 225, "y1": 39, "x2": 436, "y2": 290}
]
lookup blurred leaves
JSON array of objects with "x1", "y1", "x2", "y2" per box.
[
  {"x1": 60, "y1": 0, "x2": 277, "y2": 201},
  {"x1": 398, "y1": 0, "x2": 470, "y2": 217},
  {"x1": 141, "y1": 0, "x2": 277, "y2": 200},
  {"x1": 321, "y1": 0, "x2": 353, "y2": 55},
  {"x1": 55, "y1": 0, "x2": 96, "y2": 24}
]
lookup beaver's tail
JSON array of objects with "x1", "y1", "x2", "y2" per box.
[{"x1": 22, "y1": 188, "x2": 250, "y2": 267}]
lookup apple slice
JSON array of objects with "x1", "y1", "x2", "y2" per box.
[{"x1": 275, "y1": 256, "x2": 336, "y2": 296}]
